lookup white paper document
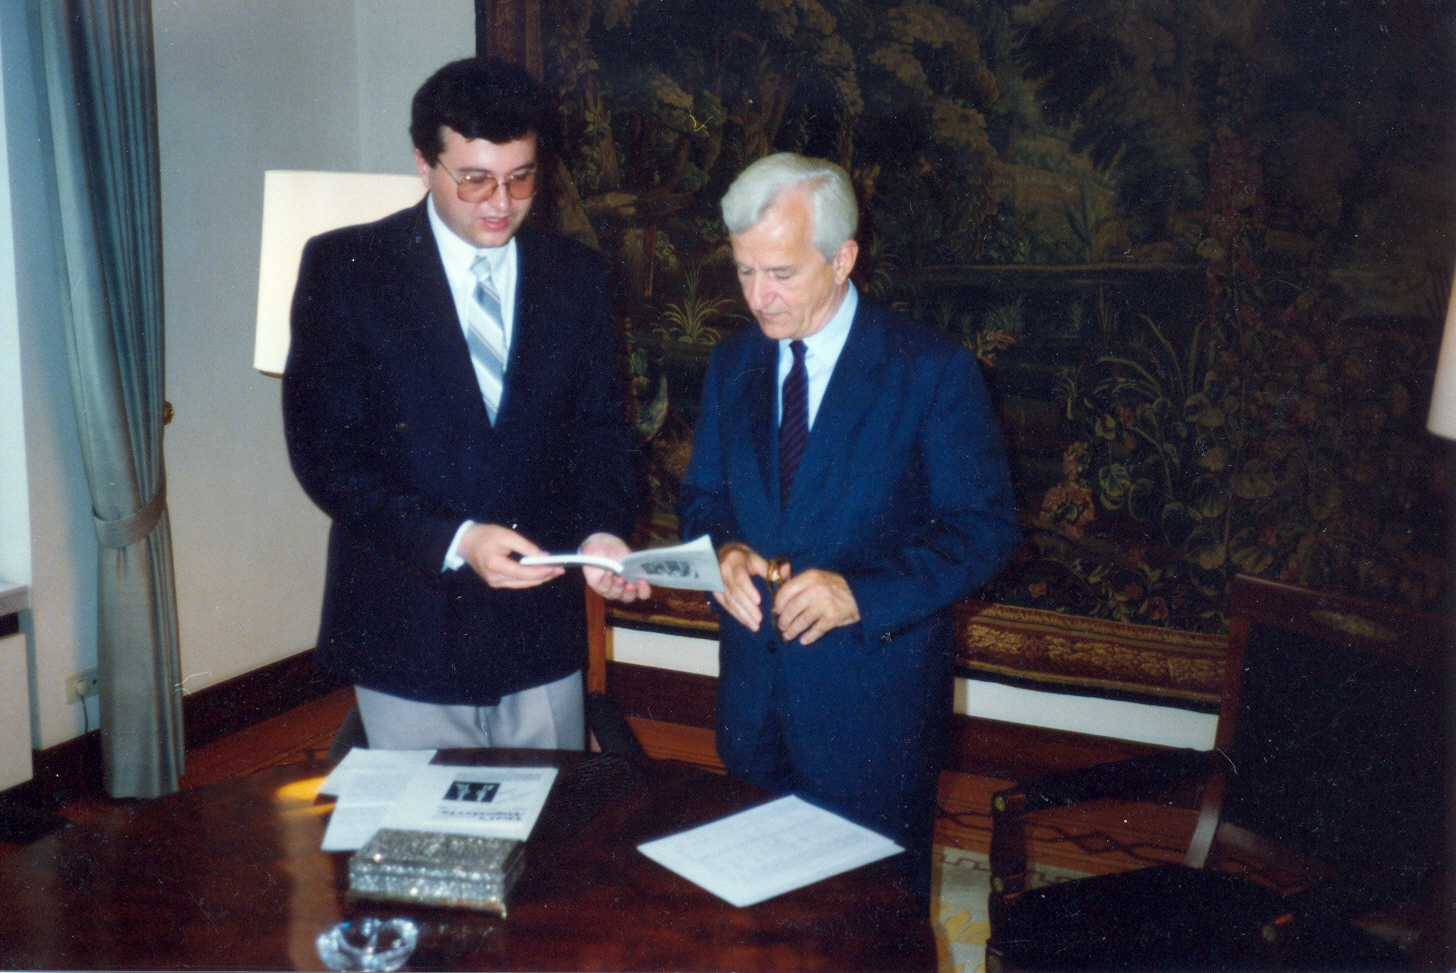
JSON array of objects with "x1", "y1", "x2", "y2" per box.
[
  {"x1": 519, "y1": 534, "x2": 723, "y2": 591},
  {"x1": 318, "y1": 747, "x2": 436, "y2": 797},
  {"x1": 379, "y1": 764, "x2": 558, "y2": 841},
  {"x1": 636, "y1": 795, "x2": 903, "y2": 907},
  {"x1": 318, "y1": 748, "x2": 438, "y2": 852}
]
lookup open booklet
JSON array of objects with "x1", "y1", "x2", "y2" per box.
[{"x1": 520, "y1": 533, "x2": 723, "y2": 591}]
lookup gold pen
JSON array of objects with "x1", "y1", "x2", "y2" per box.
[{"x1": 766, "y1": 558, "x2": 786, "y2": 648}]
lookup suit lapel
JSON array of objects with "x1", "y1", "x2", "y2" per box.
[
  {"x1": 782, "y1": 302, "x2": 888, "y2": 533},
  {"x1": 397, "y1": 202, "x2": 493, "y2": 431},
  {"x1": 745, "y1": 332, "x2": 779, "y2": 512},
  {"x1": 495, "y1": 225, "x2": 541, "y2": 427}
]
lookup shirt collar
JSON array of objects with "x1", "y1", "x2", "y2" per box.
[{"x1": 782, "y1": 282, "x2": 858, "y2": 357}]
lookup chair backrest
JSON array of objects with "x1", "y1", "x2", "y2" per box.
[
  {"x1": 586, "y1": 588, "x2": 608, "y2": 694},
  {"x1": 1207, "y1": 574, "x2": 1448, "y2": 895}
]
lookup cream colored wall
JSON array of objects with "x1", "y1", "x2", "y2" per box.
[
  {"x1": 0, "y1": 1, "x2": 474, "y2": 756},
  {"x1": 154, "y1": 0, "x2": 474, "y2": 704}
]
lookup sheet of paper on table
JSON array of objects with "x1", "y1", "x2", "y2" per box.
[
  {"x1": 379, "y1": 764, "x2": 558, "y2": 842},
  {"x1": 318, "y1": 748, "x2": 438, "y2": 851},
  {"x1": 636, "y1": 795, "x2": 903, "y2": 908},
  {"x1": 318, "y1": 747, "x2": 437, "y2": 797}
]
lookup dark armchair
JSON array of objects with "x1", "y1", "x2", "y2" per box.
[{"x1": 986, "y1": 574, "x2": 1448, "y2": 971}]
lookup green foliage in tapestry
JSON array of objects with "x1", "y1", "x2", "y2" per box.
[{"x1": 544, "y1": 0, "x2": 1453, "y2": 629}]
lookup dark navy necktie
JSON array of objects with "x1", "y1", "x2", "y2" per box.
[{"x1": 779, "y1": 339, "x2": 808, "y2": 507}]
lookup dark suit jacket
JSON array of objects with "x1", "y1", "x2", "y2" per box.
[
  {"x1": 284, "y1": 201, "x2": 637, "y2": 705},
  {"x1": 679, "y1": 295, "x2": 1019, "y2": 822}
]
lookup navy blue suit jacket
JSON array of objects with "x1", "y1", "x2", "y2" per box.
[
  {"x1": 679, "y1": 295, "x2": 1018, "y2": 835},
  {"x1": 284, "y1": 202, "x2": 637, "y2": 705}
]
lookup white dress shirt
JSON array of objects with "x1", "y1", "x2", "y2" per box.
[
  {"x1": 427, "y1": 195, "x2": 520, "y2": 571},
  {"x1": 427, "y1": 194, "x2": 518, "y2": 366}
]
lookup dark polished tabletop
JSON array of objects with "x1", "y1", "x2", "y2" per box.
[{"x1": 0, "y1": 749, "x2": 935, "y2": 971}]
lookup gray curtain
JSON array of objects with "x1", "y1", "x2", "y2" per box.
[{"x1": 39, "y1": 0, "x2": 182, "y2": 798}]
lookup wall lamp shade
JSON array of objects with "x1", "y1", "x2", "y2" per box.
[
  {"x1": 253, "y1": 171, "x2": 426, "y2": 376},
  {"x1": 1428, "y1": 270, "x2": 1456, "y2": 439}
]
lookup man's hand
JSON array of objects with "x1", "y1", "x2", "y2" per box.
[
  {"x1": 774, "y1": 568, "x2": 860, "y2": 645},
  {"x1": 580, "y1": 532, "x2": 651, "y2": 603},
  {"x1": 714, "y1": 541, "x2": 771, "y2": 632},
  {"x1": 458, "y1": 523, "x2": 564, "y2": 589}
]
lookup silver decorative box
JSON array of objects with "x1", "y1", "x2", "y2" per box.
[{"x1": 348, "y1": 829, "x2": 525, "y2": 915}]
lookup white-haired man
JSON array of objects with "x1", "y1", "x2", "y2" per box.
[{"x1": 679, "y1": 152, "x2": 1020, "y2": 905}]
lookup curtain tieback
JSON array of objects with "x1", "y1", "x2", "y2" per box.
[{"x1": 93, "y1": 476, "x2": 166, "y2": 549}]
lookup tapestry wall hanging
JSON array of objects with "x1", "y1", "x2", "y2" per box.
[{"x1": 535, "y1": 0, "x2": 1452, "y2": 634}]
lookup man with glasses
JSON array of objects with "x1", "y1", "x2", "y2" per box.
[{"x1": 284, "y1": 57, "x2": 644, "y2": 751}]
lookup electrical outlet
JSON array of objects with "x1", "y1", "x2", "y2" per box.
[{"x1": 66, "y1": 667, "x2": 99, "y2": 704}]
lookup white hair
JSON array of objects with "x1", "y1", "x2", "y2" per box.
[{"x1": 720, "y1": 152, "x2": 858, "y2": 261}]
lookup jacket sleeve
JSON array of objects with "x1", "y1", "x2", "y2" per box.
[
  {"x1": 843, "y1": 344, "x2": 1021, "y2": 648},
  {"x1": 282, "y1": 234, "x2": 460, "y2": 577}
]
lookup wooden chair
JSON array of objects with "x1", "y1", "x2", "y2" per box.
[
  {"x1": 584, "y1": 589, "x2": 647, "y2": 758},
  {"x1": 986, "y1": 574, "x2": 1449, "y2": 970}
]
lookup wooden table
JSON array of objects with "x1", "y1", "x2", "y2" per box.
[{"x1": 0, "y1": 750, "x2": 934, "y2": 971}]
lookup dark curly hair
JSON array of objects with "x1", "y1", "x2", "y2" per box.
[{"x1": 409, "y1": 57, "x2": 548, "y2": 165}]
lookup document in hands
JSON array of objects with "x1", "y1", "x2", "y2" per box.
[
  {"x1": 636, "y1": 795, "x2": 903, "y2": 907},
  {"x1": 520, "y1": 533, "x2": 723, "y2": 591}
]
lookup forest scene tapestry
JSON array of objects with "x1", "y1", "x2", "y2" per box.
[{"x1": 538, "y1": 0, "x2": 1453, "y2": 634}]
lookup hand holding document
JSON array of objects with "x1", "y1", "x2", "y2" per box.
[
  {"x1": 636, "y1": 796, "x2": 902, "y2": 907},
  {"x1": 520, "y1": 534, "x2": 723, "y2": 591}
]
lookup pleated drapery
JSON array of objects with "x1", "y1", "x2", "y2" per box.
[{"x1": 39, "y1": 0, "x2": 183, "y2": 797}]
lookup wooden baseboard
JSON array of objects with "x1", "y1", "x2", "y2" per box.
[
  {"x1": 182, "y1": 649, "x2": 341, "y2": 752},
  {"x1": 6, "y1": 649, "x2": 340, "y2": 809}
]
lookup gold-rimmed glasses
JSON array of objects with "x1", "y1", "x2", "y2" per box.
[{"x1": 436, "y1": 161, "x2": 538, "y2": 202}]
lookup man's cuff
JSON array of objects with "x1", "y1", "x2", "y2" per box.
[{"x1": 443, "y1": 520, "x2": 475, "y2": 571}]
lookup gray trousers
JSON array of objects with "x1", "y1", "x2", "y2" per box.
[{"x1": 355, "y1": 670, "x2": 585, "y2": 750}]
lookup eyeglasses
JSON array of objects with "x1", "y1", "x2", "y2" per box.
[{"x1": 436, "y1": 161, "x2": 538, "y2": 202}]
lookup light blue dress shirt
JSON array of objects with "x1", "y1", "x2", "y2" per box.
[{"x1": 777, "y1": 282, "x2": 858, "y2": 429}]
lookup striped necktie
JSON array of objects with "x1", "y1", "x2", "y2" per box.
[
  {"x1": 465, "y1": 253, "x2": 508, "y2": 424},
  {"x1": 779, "y1": 339, "x2": 809, "y2": 507}
]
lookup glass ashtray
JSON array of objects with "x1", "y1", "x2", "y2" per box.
[{"x1": 316, "y1": 916, "x2": 419, "y2": 972}]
